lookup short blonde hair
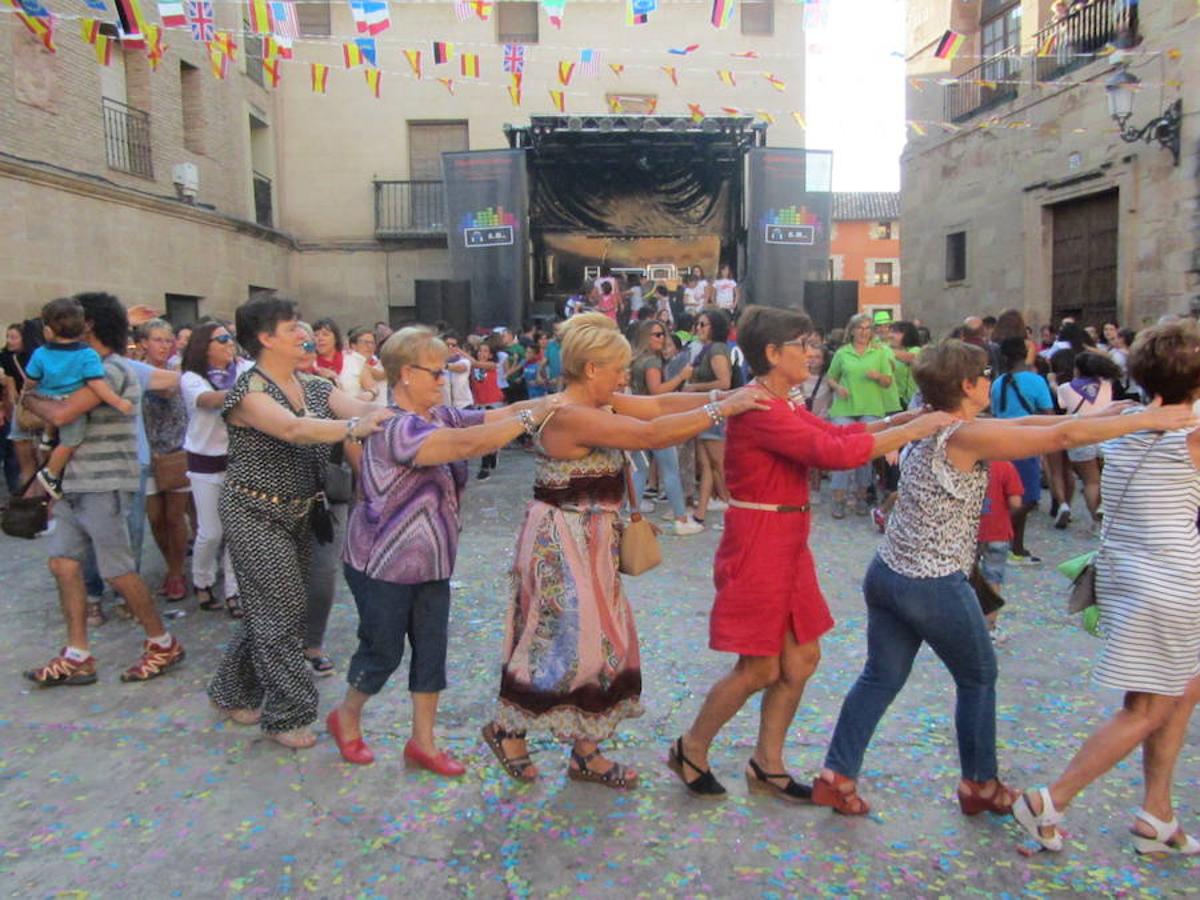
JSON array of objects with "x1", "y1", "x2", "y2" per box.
[
  {"x1": 380, "y1": 326, "x2": 446, "y2": 386},
  {"x1": 559, "y1": 312, "x2": 631, "y2": 383}
]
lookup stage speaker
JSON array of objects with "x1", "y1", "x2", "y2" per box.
[
  {"x1": 442, "y1": 281, "x2": 472, "y2": 336},
  {"x1": 414, "y1": 281, "x2": 443, "y2": 326}
]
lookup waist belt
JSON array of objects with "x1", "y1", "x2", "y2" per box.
[
  {"x1": 226, "y1": 481, "x2": 318, "y2": 509},
  {"x1": 728, "y1": 498, "x2": 811, "y2": 514},
  {"x1": 187, "y1": 451, "x2": 227, "y2": 474}
]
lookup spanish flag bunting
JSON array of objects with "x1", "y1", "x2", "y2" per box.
[
  {"x1": 460, "y1": 52, "x2": 480, "y2": 77},
  {"x1": 207, "y1": 40, "x2": 228, "y2": 78},
  {"x1": 755, "y1": 110, "x2": 775, "y2": 125},
  {"x1": 311, "y1": 62, "x2": 329, "y2": 93},
  {"x1": 94, "y1": 31, "x2": 113, "y2": 64},
  {"x1": 731, "y1": 49, "x2": 758, "y2": 59},
  {"x1": 404, "y1": 48, "x2": 422, "y2": 78},
  {"x1": 1036, "y1": 32, "x2": 1057, "y2": 57},
  {"x1": 557, "y1": 61, "x2": 575, "y2": 85},
  {"x1": 1166, "y1": 48, "x2": 1182, "y2": 60},
  {"x1": 687, "y1": 103, "x2": 704, "y2": 123},
  {"x1": 644, "y1": 97, "x2": 657, "y2": 113},
  {"x1": 717, "y1": 69, "x2": 735, "y2": 87},
  {"x1": 343, "y1": 41, "x2": 366, "y2": 68},
  {"x1": 764, "y1": 73, "x2": 785, "y2": 91},
  {"x1": 934, "y1": 29, "x2": 965, "y2": 60},
  {"x1": 263, "y1": 34, "x2": 293, "y2": 61},
  {"x1": 549, "y1": 88, "x2": 565, "y2": 112},
  {"x1": 607, "y1": 96, "x2": 622, "y2": 112},
  {"x1": 510, "y1": 71, "x2": 522, "y2": 90},
  {"x1": 709, "y1": 0, "x2": 734, "y2": 29},
  {"x1": 791, "y1": 111, "x2": 806, "y2": 129},
  {"x1": 437, "y1": 76, "x2": 454, "y2": 94},
  {"x1": 470, "y1": 0, "x2": 491, "y2": 19},
  {"x1": 907, "y1": 120, "x2": 927, "y2": 136},
  {"x1": 248, "y1": 0, "x2": 271, "y2": 33},
  {"x1": 661, "y1": 65, "x2": 678, "y2": 86},
  {"x1": 145, "y1": 24, "x2": 166, "y2": 68},
  {"x1": 608, "y1": 62, "x2": 624, "y2": 76},
  {"x1": 433, "y1": 40, "x2": 454, "y2": 64},
  {"x1": 263, "y1": 57, "x2": 281, "y2": 87},
  {"x1": 976, "y1": 79, "x2": 997, "y2": 90},
  {"x1": 508, "y1": 84, "x2": 521, "y2": 106},
  {"x1": 80, "y1": 17, "x2": 100, "y2": 44},
  {"x1": 364, "y1": 66, "x2": 382, "y2": 97},
  {"x1": 7, "y1": 0, "x2": 56, "y2": 52},
  {"x1": 720, "y1": 105, "x2": 741, "y2": 115}
]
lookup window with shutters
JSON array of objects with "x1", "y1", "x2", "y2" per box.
[
  {"x1": 873, "y1": 261, "x2": 895, "y2": 286},
  {"x1": 296, "y1": 0, "x2": 330, "y2": 36},
  {"x1": 408, "y1": 121, "x2": 469, "y2": 180},
  {"x1": 741, "y1": 0, "x2": 773, "y2": 35},
  {"x1": 497, "y1": 2, "x2": 538, "y2": 43},
  {"x1": 946, "y1": 232, "x2": 967, "y2": 283}
]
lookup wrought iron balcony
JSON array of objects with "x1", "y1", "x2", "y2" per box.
[
  {"x1": 252, "y1": 171, "x2": 273, "y2": 227},
  {"x1": 943, "y1": 46, "x2": 1020, "y2": 123},
  {"x1": 374, "y1": 180, "x2": 447, "y2": 238},
  {"x1": 1034, "y1": 0, "x2": 1139, "y2": 82},
  {"x1": 101, "y1": 97, "x2": 153, "y2": 179}
]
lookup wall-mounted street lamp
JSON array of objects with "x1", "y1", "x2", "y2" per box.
[{"x1": 1105, "y1": 67, "x2": 1182, "y2": 166}]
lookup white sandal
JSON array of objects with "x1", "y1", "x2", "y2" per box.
[
  {"x1": 1131, "y1": 808, "x2": 1200, "y2": 855},
  {"x1": 1013, "y1": 787, "x2": 1064, "y2": 852}
]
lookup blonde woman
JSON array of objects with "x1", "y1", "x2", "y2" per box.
[{"x1": 482, "y1": 313, "x2": 768, "y2": 787}]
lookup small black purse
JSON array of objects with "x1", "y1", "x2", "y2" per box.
[
  {"x1": 1, "y1": 475, "x2": 50, "y2": 539},
  {"x1": 310, "y1": 492, "x2": 335, "y2": 544}
]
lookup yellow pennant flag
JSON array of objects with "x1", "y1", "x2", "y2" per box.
[
  {"x1": 94, "y1": 32, "x2": 113, "y2": 65},
  {"x1": 311, "y1": 63, "x2": 330, "y2": 94},
  {"x1": 549, "y1": 89, "x2": 565, "y2": 112},
  {"x1": 403, "y1": 49, "x2": 422, "y2": 79},
  {"x1": 437, "y1": 76, "x2": 454, "y2": 95},
  {"x1": 661, "y1": 65, "x2": 677, "y2": 86},
  {"x1": 364, "y1": 67, "x2": 382, "y2": 98},
  {"x1": 508, "y1": 85, "x2": 522, "y2": 107},
  {"x1": 791, "y1": 111, "x2": 806, "y2": 129},
  {"x1": 717, "y1": 69, "x2": 735, "y2": 87}
]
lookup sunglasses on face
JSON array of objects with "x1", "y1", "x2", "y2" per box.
[
  {"x1": 211, "y1": 334, "x2": 233, "y2": 344},
  {"x1": 410, "y1": 364, "x2": 448, "y2": 379},
  {"x1": 301, "y1": 341, "x2": 317, "y2": 353}
]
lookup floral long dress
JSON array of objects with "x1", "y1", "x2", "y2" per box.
[{"x1": 495, "y1": 445, "x2": 645, "y2": 741}]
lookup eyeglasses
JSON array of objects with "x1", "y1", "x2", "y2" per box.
[
  {"x1": 410, "y1": 364, "x2": 448, "y2": 379},
  {"x1": 978, "y1": 366, "x2": 994, "y2": 380},
  {"x1": 211, "y1": 334, "x2": 233, "y2": 344},
  {"x1": 650, "y1": 331, "x2": 666, "y2": 338},
  {"x1": 301, "y1": 341, "x2": 317, "y2": 353}
]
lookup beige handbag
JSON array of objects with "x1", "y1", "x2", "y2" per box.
[{"x1": 618, "y1": 459, "x2": 662, "y2": 576}]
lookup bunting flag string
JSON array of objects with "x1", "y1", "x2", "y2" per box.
[
  {"x1": 507, "y1": 83, "x2": 521, "y2": 106},
  {"x1": 709, "y1": 0, "x2": 733, "y2": 29},
  {"x1": 460, "y1": 52, "x2": 479, "y2": 77},
  {"x1": 156, "y1": 0, "x2": 184, "y2": 26},
  {"x1": 542, "y1": 0, "x2": 563, "y2": 28},
  {"x1": 247, "y1": 0, "x2": 269, "y2": 33},
  {"x1": 364, "y1": 65, "x2": 381, "y2": 96},
  {"x1": 310, "y1": 60, "x2": 329, "y2": 92},
  {"x1": 549, "y1": 88, "x2": 565, "y2": 111},
  {"x1": 206, "y1": 38, "x2": 227, "y2": 77},
  {"x1": 661, "y1": 64, "x2": 677, "y2": 86},
  {"x1": 79, "y1": 15, "x2": 99, "y2": 43},
  {"x1": 262, "y1": 55, "x2": 281, "y2": 85},
  {"x1": 608, "y1": 62, "x2": 623, "y2": 76},
  {"x1": 432, "y1": 39, "x2": 452, "y2": 63},
  {"x1": 348, "y1": 0, "x2": 389, "y2": 35},
  {"x1": 7, "y1": 0, "x2": 56, "y2": 51},
  {"x1": 934, "y1": 29, "x2": 966, "y2": 61},
  {"x1": 94, "y1": 30, "x2": 113, "y2": 63},
  {"x1": 687, "y1": 102, "x2": 704, "y2": 122},
  {"x1": 717, "y1": 68, "x2": 735, "y2": 86},
  {"x1": 763, "y1": 72, "x2": 785, "y2": 91},
  {"x1": 557, "y1": 60, "x2": 574, "y2": 85},
  {"x1": 437, "y1": 75, "x2": 454, "y2": 93},
  {"x1": 403, "y1": 47, "x2": 421, "y2": 78}
]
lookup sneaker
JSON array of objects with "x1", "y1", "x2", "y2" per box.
[
  {"x1": 660, "y1": 508, "x2": 678, "y2": 521},
  {"x1": 638, "y1": 500, "x2": 656, "y2": 514},
  {"x1": 24, "y1": 650, "x2": 98, "y2": 687},
  {"x1": 707, "y1": 499, "x2": 729, "y2": 512},
  {"x1": 120, "y1": 637, "x2": 185, "y2": 682},
  {"x1": 1054, "y1": 504, "x2": 1071, "y2": 530},
  {"x1": 642, "y1": 487, "x2": 659, "y2": 498},
  {"x1": 476, "y1": 469, "x2": 491, "y2": 481},
  {"x1": 871, "y1": 507, "x2": 887, "y2": 533},
  {"x1": 35, "y1": 467, "x2": 64, "y2": 500},
  {"x1": 306, "y1": 653, "x2": 335, "y2": 678},
  {"x1": 673, "y1": 518, "x2": 704, "y2": 536},
  {"x1": 1007, "y1": 551, "x2": 1043, "y2": 567}
]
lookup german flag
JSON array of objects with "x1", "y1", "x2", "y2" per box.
[
  {"x1": 934, "y1": 29, "x2": 966, "y2": 60},
  {"x1": 460, "y1": 52, "x2": 480, "y2": 78},
  {"x1": 433, "y1": 41, "x2": 453, "y2": 64}
]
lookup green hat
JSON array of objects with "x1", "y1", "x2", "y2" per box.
[{"x1": 873, "y1": 309, "x2": 894, "y2": 325}]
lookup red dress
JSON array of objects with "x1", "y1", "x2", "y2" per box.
[{"x1": 710, "y1": 396, "x2": 874, "y2": 655}]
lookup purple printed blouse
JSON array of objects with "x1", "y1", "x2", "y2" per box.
[{"x1": 342, "y1": 405, "x2": 485, "y2": 584}]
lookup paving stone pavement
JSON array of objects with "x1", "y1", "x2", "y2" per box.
[{"x1": 2, "y1": 451, "x2": 1198, "y2": 898}]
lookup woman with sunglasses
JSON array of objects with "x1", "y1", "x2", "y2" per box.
[
  {"x1": 180, "y1": 321, "x2": 252, "y2": 618},
  {"x1": 684, "y1": 309, "x2": 734, "y2": 527},
  {"x1": 629, "y1": 320, "x2": 699, "y2": 535},
  {"x1": 671, "y1": 307, "x2": 953, "y2": 800},
  {"x1": 813, "y1": 340, "x2": 1194, "y2": 818}
]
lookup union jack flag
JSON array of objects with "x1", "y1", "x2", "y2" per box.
[
  {"x1": 502, "y1": 42, "x2": 525, "y2": 73},
  {"x1": 185, "y1": 0, "x2": 214, "y2": 41}
]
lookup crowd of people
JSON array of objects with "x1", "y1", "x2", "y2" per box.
[{"x1": 3, "y1": 285, "x2": 1200, "y2": 857}]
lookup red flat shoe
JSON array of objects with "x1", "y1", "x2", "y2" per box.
[
  {"x1": 326, "y1": 709, "x2": 374, "y2": 765},
  {"x1": 404, "y1": 739, "x2": 466, "y2": 777}
]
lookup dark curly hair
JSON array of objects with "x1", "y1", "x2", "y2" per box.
[{"x1": 74, "y1": 292, "x2": 128, "y2": 354}]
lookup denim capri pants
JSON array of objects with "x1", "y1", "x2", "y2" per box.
[{"x1": 344, "y1": 565, "x2": 451, "y2": 695}]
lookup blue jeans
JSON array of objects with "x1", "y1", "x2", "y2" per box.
[
  {"x1": 824, "y1": 554, "x2": 999, "y2": 782},
  {"x1": 84, "y1": 464, "x2": 149, "y2": 596},
  {"x1": 829, "y1": 416, "x2": 879, "y2": 493},
  {"x1": 630, "y1": 446, "x2": 687, "y2": 520}
]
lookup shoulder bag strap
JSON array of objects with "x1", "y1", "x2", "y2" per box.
[{"x1": 1097, "y1": 432, "x2": 1163, "y2": 556}]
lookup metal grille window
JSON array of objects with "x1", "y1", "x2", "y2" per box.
[
  {"x1": 497, "y1": 2, "x2": 538, "y2": 43},
  {"x1": 245, "y1": 19, "x2": 264, "y2": 86},
  {"x1": 101, "y1": 97, "x2": 153, "y2": 179}
]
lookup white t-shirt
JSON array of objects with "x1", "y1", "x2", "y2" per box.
[
  {"x1": 442, "y1": 356, "x2": 473, "y2": 409},
  {"x1": 628, "y1": 285, "x2": 644, "y2": 313},
  {"x1": 495, "y1": 350, "x2": 509, "y2": 390},
  {"x1": 713, "y1": 278, "x2": 737, "y2": 311},
  {"x1": 682, "y1": 286, "x2": 703, "y2": 313},
  {"x1": 181, "y1": 359, "x2": 253, "y2": 471},
  {"x1": 694, "y1": 279, "x2": 711, "y2": 305},
  {"x1": 339, "y1": 350, "x2": 366, "y2": 398}
]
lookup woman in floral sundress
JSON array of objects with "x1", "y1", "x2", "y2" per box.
[{"x1": 482, "y1": 313, "x2": 767, "y2": 789}]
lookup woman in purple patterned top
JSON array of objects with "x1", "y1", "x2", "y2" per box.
[{"x1": 326, "y1": 326, "x2": 560, "y2": 774}]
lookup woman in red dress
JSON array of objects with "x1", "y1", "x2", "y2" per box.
[{"x1": 669, "y1": 306, "x2": 953, "y2": 799}]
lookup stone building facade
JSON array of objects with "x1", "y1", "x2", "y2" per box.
[
  {"x1": 2, "y1": 0, "x2": 807, "y2": 326},
  {"x1": 901, "y1": 0, "x2": 1199, "y2": 334}
]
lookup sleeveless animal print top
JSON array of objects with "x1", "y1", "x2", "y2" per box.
[{"x1": 877, "y1": 422, "x2": 988, "y2": 578}]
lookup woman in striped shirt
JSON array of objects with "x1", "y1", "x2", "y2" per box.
[{"x1": 1015, "y1": 321, "x2": 1200, "y2": 855}]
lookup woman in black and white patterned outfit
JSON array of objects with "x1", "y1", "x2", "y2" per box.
[{"x1": 208, "y1": 296, "x2": 391, "y2": 749}]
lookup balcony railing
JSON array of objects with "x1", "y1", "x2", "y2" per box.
[
  {"x1": 374, "y1": 180, "x2": 447, "y2": 237},
  {"x1": 252, "y1": 171, "x2": 273, "y2": 227},
  {"x1": 943, "y1": 46, "x2": 1020, "y2": 123},
  {"x1": 101, "y1": 97, "x2": 153, "y2": 179},
  {"x1": 1034, "y1": 0, "x2": 1139, "y2": 82}
]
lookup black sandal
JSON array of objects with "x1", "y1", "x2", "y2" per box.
[
  {"x1": 667, "y1": 737, "x2": 726, "y2": 796},
  {"x1": 480, "y1": 722, "x2": 537, "y2": 782},
  {"x1": 196, "y1": 586, "x2": 221, "y2": 611},
  {"x1": 225, "y1": 594, "x2": 244, "y2": 619},
  {"x1": 745, "y1": 758, "x2": 813, "y2": 804},
  {"x1": 568, "y1": 747, "x2": 638, "y2": 790}
]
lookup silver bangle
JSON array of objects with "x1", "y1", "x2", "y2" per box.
[
  {"x1": 345, "y1": 417, "x2": 361, "y2": 442},
  {"x1": 883, "y1": 415, "x2": 893, "y2": 427},
  {"x1": 703, "y1": 402, "x2": 724, "y2": 426},
  {"x1": 518, "y1": 409, "x2": 538, "y2": 436}
]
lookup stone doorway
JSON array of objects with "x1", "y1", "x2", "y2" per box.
[{"x1": 1050, "y1": 189, "x2": 1118, "y2": 327}]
